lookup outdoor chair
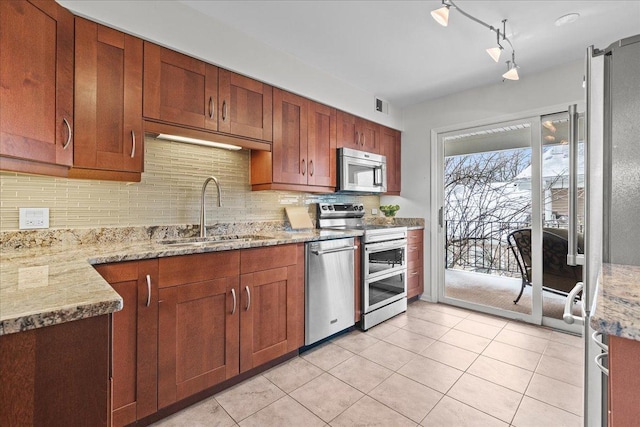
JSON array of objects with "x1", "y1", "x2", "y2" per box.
[{"x1": 507, "y1": 228, "x2": 583, "y2": 304}]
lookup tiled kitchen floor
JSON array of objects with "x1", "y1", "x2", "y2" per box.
[{"x1": 151, "y1": 300, "x2": 584, "y2": 427}]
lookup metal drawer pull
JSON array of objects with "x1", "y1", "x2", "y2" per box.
[
  {"x1": 309, "y1": 160, "x2": 314, "y2": 176},
  {"x1": 209, "y1": 97, "x2": 214, "y2": 119},
  {"x1": 562, "y1": 282, "x2": 584, "y2": 325},
  {"x1": 145, "y1": 274, "x2": 151, "y2": 307},
  {"x1": 245, "y1": 286, "x2": 251, "y2": 311},
  {"x1": 130, "y1": 130, "x2": 136, "y2": 158},
  {"x1": 301, "y1": 159, "x2": 306, "y2": 175},
  {"x1": 311, "y1": 245, "x2": 357, "y2": 256},
  {"x1": 595, "y1": 352, "x2": 609, "y2": 376},
  {"x1": 592, "y1": 330, "x2": 609, "y2": 352},
  {"x1": 362, "y1": 133, "x2": 366, "y2": 146},
  {"x1": 222, "y1": 100, "x2": 227, "y2": 122},
  {"x1": 62, "y1": 117, "x2": 72, "y2": 149},
  {"x1": 231, "y1": 288, "x2": 236, "y2": 315},
  {"x1": 410, "y1": 271, "x2": 419, "y2": 276}
]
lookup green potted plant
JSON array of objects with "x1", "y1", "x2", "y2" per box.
[{"x1": 379, "y1": 204, "x2": 400, "y2": 219}]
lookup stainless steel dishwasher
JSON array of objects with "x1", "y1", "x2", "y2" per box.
[{"x1": 305, "y1": 237, "x2": 356, "y2": 345}]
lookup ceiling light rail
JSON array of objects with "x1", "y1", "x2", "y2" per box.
[{"x1": 431, "y1": 0, "x2": 520, "y2": 81}]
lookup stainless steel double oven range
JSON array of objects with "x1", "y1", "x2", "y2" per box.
[{"x1": 317, "y1": 203, "x2": 408, "y2": 330}]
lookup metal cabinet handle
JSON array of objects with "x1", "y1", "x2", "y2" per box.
[
  {"x1": 311, "y1": 245, "x2": 357, "y2": 256},
  {"x1": 222, "y1": 100, "x2": 227, "y2": 122},
  {"x1": 130, "y1": 130, "x2": 136, "y2": 158},
  {"x1": 563, "y1": 282, "x2": 585, "y2": 325},
  {"x1": 62, "y1": 117, "x2": 72, "y2": 149},
  {"x1": 301, "y1": 159, "x2": 306, "y2": 176},
  {"x1": 231, "y1": 288, "x2": 237, "y2": 315},
  {"x1": 209, "y1": 97, "x2": 214, "y2": 119},
  {"x1": 244, "y1": 286, "x2": 251, "y2": 311},
  {"x1": 145, "y1": 274, "x2": 151, "y2": 307},
  {"x1": 362, "y1": 133, "x2": 366, "y2": 147},
  {"x1": 592, "y1": 330, "x2": 609, "y2": 352},
  {"x1": 595, "y1": 352, "x2": 609, "y2": 376},
  {"x1": 355, "y1": 131, "x2": 361, "y2": 146},
  {"x1": 410, "y1": 271, "x2": 419, "y2": 276},
  {"x1": 309, "y1": 160, "x2": 314, "y2": 176}
]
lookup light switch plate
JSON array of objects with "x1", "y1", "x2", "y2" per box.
[
  {"x1": 19, "y1": 208, "x2": 50, "y2": 229},
  {"x1": 372, "y1": 208, "x2": 378, "y2": 215}
]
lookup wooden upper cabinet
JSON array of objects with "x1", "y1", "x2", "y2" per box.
[
  {"x1": 143, "y1": 42, "x2": 218, "y2": 131},
  {"x1": 0, "y1": 0, "x2": 74, "y2": 174},
  {"x1": 307, "y1": 101, "x2": 337, "y2": 187},
  {"x1": 218, "y1": 69, "x2": 272, "y2": 141},
  {"x1": 381, "y1": 126, "x2": 401, "y2": 194},
  {"x1": 336, "y1": 111, "x2": 380, "y2": 154},
  {"x1": 72, "y1": 18, "x2": 143, "y2": 179},
  {"x1": 272, "y1": 89, "x2": 308, "y2": 186}
]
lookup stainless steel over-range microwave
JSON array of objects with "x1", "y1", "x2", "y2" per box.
[{"x1": 337, "y1": 147, "x2": 387, "y2": 193}]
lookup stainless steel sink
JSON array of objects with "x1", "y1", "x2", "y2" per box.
[{"x1": 159, "y1": 235, "x2": 272, "y2": 248}]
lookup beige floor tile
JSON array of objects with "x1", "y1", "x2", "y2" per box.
[
  {"x1": 549, "y1": 330, "x2": 583, "y2": 348},
  {"x1": 467, "y1": 355, "x2": 533, "y2": 393},
  {"x1": 385, "y1": 313, "x2": 410, "y2": 328},
  {"x1": 505, "y1": 321, "x2": 554, "y2": 339},
  {"x1": 525, "y1": 373, "x2": 582, "y2": 416},
  {"x1": 150, "y1": 396, "x2": 236, "y2": 427},
  {"x1": 407, "y1": 306, "x2": 465, "y2": 328},
  {"x1": 422, "y1": 302, "x2": 472, "y2": 318},
  {"x1": 301, "y1": 342, "x2": 354, "y2": 371},
  {"x1": 421, "y1": 396, "x2": 508, "y2": 427},
  {"x1": 447, "y1": 373, "x2": 523, "y2": 423},
  {"x1": 331, "y1": 330, "x2": 380, "y2": 353},
  {"x1": 482, "y1": 341, "x2": 542, "y2": 372},
  {"x1": 398, "y1": 355, "x2": 463, "y2": 394},
  {"x1": 238, "y1": 396, "x2": 325, "y2": 427},
  {"x1": 494, "y1": 329, "x2": 549, "y2": 353},
  {"x1": 382, "y1": 328, "x2": 435, "y2": 354},
  {"x1": 420, "y1": 341, "x2": 479, "y2": 371},
  {"x1": 329, "y1": 355, "x2": 393, "y2": 393},
  {"x1": 465, "y1": 312, "x2": 509, "y2": 328},
  {"x1": 360, "y1": 340, "x2": 416, "y2": 371},
  {"x1": 363, "y1": 322, "x2": 399, "y2": 339},
  {"x1": 215, "y1": 376, "x2": 285, "y2": 422},
  {"x1": 289, "y1": 373, "x2": 363, "y2": 422},
  {"x1": 512, "y1": 396, "x2": 582, "y2": 427},
  {"x1": 536, "y1": 354, "x2": 583, "y2": 387},
  {"x1": 544, "y1": 340, "x2": 584, "y2": 365},
  {"x1": 439, "y1": 329, "x2": 491, "y2": 353},
  {"x1": 262, "y1": 356, "x2": 323, "y2": 393},
  {"x1": 401, "y1": 317, "x2": 451, "y2": 340},
  {"x1": 329, "y1": 395, "x2": 415, "y2": 427},
  {"x1": 454, "y1": 318, "x2": 503, "y2": 340},
  {"x1": 369, "y1": 373, "x2": 443, "y2": 423}
]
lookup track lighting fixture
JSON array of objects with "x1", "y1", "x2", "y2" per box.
[{"x1": 431, "y1": 1, "x2": 520, "y2": 81}]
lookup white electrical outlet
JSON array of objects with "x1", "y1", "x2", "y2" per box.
[
  {"x1": 19, "y1": 208, "x2": 50, "y2": 230},
  {"x1": 372, "y1": 208, "x2": 378, "y2": 215}
]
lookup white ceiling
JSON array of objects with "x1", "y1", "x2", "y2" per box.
[{"x1": 179, "y1": 1, "x2": 640, "y2": 108}]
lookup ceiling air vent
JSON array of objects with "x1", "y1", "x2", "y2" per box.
[{"x1": 375, "y1": 97, "x2": 389, "y2": 115}]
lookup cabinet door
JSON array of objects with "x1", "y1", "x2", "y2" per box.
[
  {"x1": 95, "y1": 259, "x2": 159, "y2": 426},
  {"x1": 74, "y1": 18, "x2": 143, "y2": 173},
  {"x1": 218, "y1": 69, "x2": 272, "y2": 141},
  {"x1": 0, "y1": 0, "x2": 73, "y2": 169},
  {"x1": 359, "y1": 119, "x2": 381, "y2": 154},
  {"x1": 272, "y1": 89, "x2": 308, "y2": 185},
  {"x1": 406, "y1": 229, "x2": 424, "y2": 298},
  {"x1": 609, "y1": 336, "x2": 640, "y2": 426},
  {"x1": 307, "y1": 102, "x2": 336, "y2": 187},
  {"x1": 158, "y1": 277, "x2": 239, "y2": 408},
  {"x1": 240, "y1": 264, "x2": 302, "y2": 372},
  {"x1": 143, "y1": 42, "x2": 218, "y2": 131},
  {"x1": 381, "y1": 126, "x2": 401, "y2": 194},
  {"x1": 336, "y1": 111, "x2": 359, "y2": 149}
]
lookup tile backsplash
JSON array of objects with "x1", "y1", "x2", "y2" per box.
[{"x1": 0, "y1": 137, "x2": 379, "y2": 231}]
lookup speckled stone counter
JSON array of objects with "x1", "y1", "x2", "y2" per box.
[
  {"x1": 0, "y1": 225, "x2": 362, "y2": 336},
  {"x1": 366, "y1": 217, "x2": 425, "y2": 230},
  {"x1": 591, "y1": 263, "x2": 640, "y2": 341}
]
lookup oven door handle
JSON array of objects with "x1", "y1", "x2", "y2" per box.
[
  {"x1": 311, "y1": 245, "x2": 357, "y2": 256},
  {"x1": 373, "y1": 165, "x2": 384, "y2": 186},
  {"x1": 365, "y1": 239, "x2": 407, "y2": 252}
]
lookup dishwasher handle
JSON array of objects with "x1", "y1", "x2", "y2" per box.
[{"x1": 311, "y1": 245, "x2": 357, "y2": 256}]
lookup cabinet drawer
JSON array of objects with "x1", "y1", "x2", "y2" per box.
[
  {"x1": 408, "y1": 229, "x2": 423, "y2": 244},
  {"x1": 95, "y1": 261, "x2": 138, "y2": 283},
  {"x1": 158, "y1": 251, "x2": 239, "y2": 288},
  {"x1": 240, "y1": 244, "x2": 298, "y2": 274},
  {"x1": 407, "y1": 267, "x2": 423, "y2": 295},
  {"x1": 407, "y1": 244, "x2": 423, "y2": 264}
]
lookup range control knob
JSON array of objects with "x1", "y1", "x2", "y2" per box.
[
  {"x1": 358, "y1": 205, "x2": 364, "y2": 211},
  {"x1": 328, "y1": 205, "x2": 334, "y2": 210},
  {"x1": 321, "y1": 205, "x2": 327, "y2": 210}
]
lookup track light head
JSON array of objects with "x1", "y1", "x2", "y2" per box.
[
  {"x1": 502, "y1": 60, "x2": 520, "y2": 80},
  {"x1": 431, "y1": 3, "x2": 450, "y2": 26}
]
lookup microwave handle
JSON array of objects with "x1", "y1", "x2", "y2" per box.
[{"x1": 373, "y1": 165, "x2": 383, "y2": 186}]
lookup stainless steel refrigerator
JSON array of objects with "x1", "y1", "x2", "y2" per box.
[{"x1": 563, "y1": 34, "x2": 640, "y2": 427}]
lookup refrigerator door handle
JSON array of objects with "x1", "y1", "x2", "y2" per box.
[
  {"x1": 563, "y1": 282, "x2": 585, "y2": 325},
  {"x1": 567, "y1": 104, "x2": 582, "y2": 267}
]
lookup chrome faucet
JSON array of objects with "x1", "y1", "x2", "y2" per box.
[{"x1": 200, "y1": 176, "x2": 222, "y2": 238}]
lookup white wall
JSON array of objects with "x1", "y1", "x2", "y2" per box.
[
  {"x1": 384, "y1": 59, "x2": 585, "y2": 300},
  {"x1": 57, "y1": 0, "x2": 402, "y2": 130}
]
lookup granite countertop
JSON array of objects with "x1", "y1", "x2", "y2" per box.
[
  {"x1": 591, "y1": 263, "x2": 640, "y2": 341},
  {"x1": 0, "y1": 228, "x2": 362, "y2": 336}
]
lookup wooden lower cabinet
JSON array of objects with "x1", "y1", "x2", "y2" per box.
[
  {"x1": 608, "y1": 335, "x2": 640, "y2": 426},
  {"x1": 355, "y1": 237, "x2": 362, "y2": 322},
  {"x1": 95, "y1": 259, "x2": 159, "y2": 426},
  {"x1": 406, "y1": 229, "x2": 424, "y2": 298}
]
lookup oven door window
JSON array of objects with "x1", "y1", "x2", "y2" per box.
[
  {"x1": 367, "y1": 246, "x2": 405, "y2": 276},
  {"x1": 366, "y1": 271, "x2": 406, "y2": 312},
  {"x1": 347, "y1": 163, "x2": 377, "y2": 187}
]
